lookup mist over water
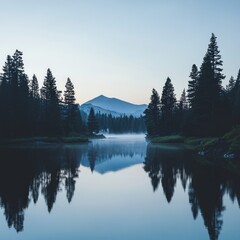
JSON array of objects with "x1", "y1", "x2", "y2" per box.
[
  {"x1": 0, "y1": 136, "x2": 239, "y2": 240},
  {"x1": 104, "y1": 133, "x2": 146, "y2": 140}
]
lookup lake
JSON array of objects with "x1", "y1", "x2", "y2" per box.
[{"x1": 0, "y1": 135, "x2": 239, "y2": 240}]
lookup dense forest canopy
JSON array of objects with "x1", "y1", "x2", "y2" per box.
[
  {"x1": 0, "y1": 50, "x2": 85, "y2": 138},
  {"x1": 144, "y1": 33, "x2": 240, "y2": 137}
]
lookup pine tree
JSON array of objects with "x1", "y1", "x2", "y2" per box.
[
  {"x1": 63, "y1": 78, "x2": 83, "y2": 135},
  {"x1": 235, "y1": 69, "x2": 240, "y2": 88},
  {"x1": 30, "y1": 74, "x2": 40, "y2": 99},
  {"x1": 160, "y1": 77, "x2": 176, "y2": 135},
  {"x1": 161, "y1": 77, "x2": 176, "y2": 113},
  {"x1": 64, "y1": 78, "x2": 75, "y2": 105},
  {"x1": 207, "y1": 33, "x2": 225, "y2": 90},
  {"x1": 233, "y1": 69, "x2": 240, "y2": 124},
  {"x1": 87, "y1": 107, "x2": 99, "y2": 135},
  {"x1": 0, "y1": 56, "x2": 12, "y2": 137},
  {"x1": 226, "y1": 76, "x2": 235, "y2": 93},
  {"x1": 11, "y1": 50, "x2": 30, "y2": 137},
  {"x1": 175, "y1": 89, "x2": 189, "y2": 134},
  {"x1": 191, "y1": 54, "x2": 214, "y2": 135},
  {"x1": 189, "y1": 34, "x2": 225, "y2": 136},
  {"x1": 29, "y1": 75, "x2": 40, "y2": 135},
  {"x1": 187, "y1": 64, "x2": 199, "y2": 107},
  {"x1": 179, "y1": 89, "x2": 188, "y2": 110},
  {"x1": 11, "y1": 50, "x2": 24, "y2": 93},
  {"x1": 144, "y1": 88, "x2": 161, "y2": 137},
  {"x1": 41, "y1": 69, "x2": 59, "y2": 103},
  {"x1": 40, "y1": 69, "x2": 61, "y2": 136}
]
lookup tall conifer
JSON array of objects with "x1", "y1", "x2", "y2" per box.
[
  {"x1": 144, "y1": 88, "x2": 161, "y2": 137},
  {"x1": 160, "y1": 77, "x2": 176, "y2": 135},
  {"x1": 187, "y1": 64, "x2": 199, "y2": 107}
]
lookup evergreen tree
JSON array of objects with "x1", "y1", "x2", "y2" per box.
[
  {"x1": 41, "y1": 69, "x2": 58, "y2": 102},
  {"x1": 64, "y1": 78, "x2": 75, "y2": 105},
  {"x1": 207, "y1": 33, "x2": 225, "y2": 89},
  {"x1": 178, "y1": 89, "x2": 188, "y2": 111},
  {"x1": 144, "y1": 88, "x2": 161, "y2": 137},
  {"x1": 29, "y1": 75, "x2": 40, "y2": 135},
  {"x1": 226, "y1": 76, "x2": 235, "y2": 93},
  {"x1": 160, "y1": 77, "x2": 176, "y2": 135},
  {"x1": 64, "y1": 78, "x2": 75, "y2": 135},
  {"x1": 63, "y1": 78, "x2": 83, "y2": 135},
  {"x1": 188, "y1": 34, "x2": 225, "y2": 136},
  {"x1": 87, "y1": 107, "x2": 99, "y2": 135},
  {"x1": 30, "y1": 74, "x2": 40, "y2": 99},
  {"x1": 11, "y1": 50, "x2": 30, "y2": 137},
  {"x1": 187, "y1": 64, "x2": 199, "y2": 107},
  {"x1": 176, "y1": 89, "x2": 189, "y2": 134},
  {"x1": 191, "y1": 54, "x2": 214, "y2": 135},
  {"x1": 235, "y1": 69, "x2": 240, "y2": 88},
  {"x1": 11, "y1": 50, "x2": 24, "y2": 94},
  {"x1": 0, "y1": 56, "x2": 12, "y2": 137},
  {"x1": 233, "y1": 69, "x2": 240, "y2": 124},
  {"x1": 161, "y1": 77, "x2": 176, "y2": 114},
  {"x1": 40, "y1": 69, "x2": 61, "y2": 136}
]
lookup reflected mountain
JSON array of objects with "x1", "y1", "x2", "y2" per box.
[
  {"x1": 1, "y1": 138, "x2": 240, "y2": 239},
  {"x1": 82, "y1": 139, "x2": 147, "y2": 173},
  {"x1": 144, "y1": 144, "x2": 240, "y2": 240}
]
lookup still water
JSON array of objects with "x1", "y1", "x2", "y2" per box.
[{"x1": 0, "y1": 135, "x2": 239, "y2": 240}]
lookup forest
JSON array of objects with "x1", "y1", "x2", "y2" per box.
[
  {"x1": 96, "y1": 113, "x2": 146, "y2": 133},
  {"x1": 0, "y1": 51, "x2": 146, "y2": 139},
  {"x1": 144, "y1": 33, "x2": 240, "y2": 138},
  {"x1": 0, "y1": 50, "x2": 86, "y2": 138},
  {"x1": 1, "y1": 34, "x2": 239, "y2": 140}
]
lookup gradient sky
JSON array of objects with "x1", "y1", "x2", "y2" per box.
[{"x1": 0, "y1": 0, "x2": 239, "y2": 104}]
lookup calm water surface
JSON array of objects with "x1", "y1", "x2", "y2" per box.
[{"x1": 0, "y1": 135, "x2": 239, "y2": 240}]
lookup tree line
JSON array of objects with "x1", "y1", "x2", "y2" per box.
[
  {"x1": 96, "y1": 113, "x2": 146, "y2": 133},
  {"x1": 144, "y1": 33, "x2": 240, "y2": 137},
  {"x1": 0, "y1": 50, "x2": 146, "y2": 138},
  {"x1": 0, "y1": 50, "x2": 87, "y2": 138}
]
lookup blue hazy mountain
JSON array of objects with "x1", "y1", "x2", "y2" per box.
[
  {"x1": 80, "y1": 136, "x2": 147, "y2": 174},
  {"x1": 80, "y1": 95, "x2": 147, "y2": 117}
]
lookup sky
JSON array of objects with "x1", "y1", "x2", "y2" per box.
[{"x1": 0, "y1": 0, "x2": 239, "y2": 104}]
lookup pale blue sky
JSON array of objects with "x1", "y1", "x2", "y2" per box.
[{"x1": 0, "y1": 0, "x2": 239, "y2": 104}]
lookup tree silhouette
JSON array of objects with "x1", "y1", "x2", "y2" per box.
[
  {"x1": 40, "y1": 69, "x2": 61, "y2": 136},
  {"x1": 143, "y1": 88, "x2": 161, "y2": 137},
  {"x1": 160, "y1": 77, "x2": 176, "y2": 135},
  {"x1": 187, "y1": 64, "x2": 199, "y2": 108},
  {"x1": 87, "y1": 107, "x2": 99, "y2": 135}
]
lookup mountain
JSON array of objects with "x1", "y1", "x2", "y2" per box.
[
  {"x1": 80, "y1": 136, "x2": 147, "y2": 174},
  {"x1": 80, "y1": 95, "x2": 147, "y2": 117},
  {"x1": 82, "y1": 155, "x2": 143, "y2": 174}
]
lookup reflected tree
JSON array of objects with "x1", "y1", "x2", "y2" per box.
[
  {"x1": 143, "y1": 143, "x2": 240, "y2": 240},
  {"x1": 0, "y1": 146, "x2": 82, "y2": 232},
  {"x1": 88, "y1": 144, "x2": 97, "y2": 173}
]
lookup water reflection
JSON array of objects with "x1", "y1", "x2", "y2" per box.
[
  {"x1": 144, "y1": 144, "x2": 240, "y2": 240},
  {"x1": 0, "y1": 138, "x2": 239, "y2": 240},
  {"x1": 0, "y1": 146, "x2": 82, "y2": 232},
  {"x1": 82, "y1": 139, "x2": 146, "y2": 173},
  {"x1": 0, "y1": 139, "x2": 146, "y2": 232}
]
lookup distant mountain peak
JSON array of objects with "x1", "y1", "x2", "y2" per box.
[{"x1": 80, "y1": 95, "x2": 147, "y2": 117}]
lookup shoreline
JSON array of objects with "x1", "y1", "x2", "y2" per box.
[
  {"x1": 149, "y1": 133, "x2": 240, "y2": 160},
  {"x1": 0, "y1": 136, "x2": 90, "y2": 145}
]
